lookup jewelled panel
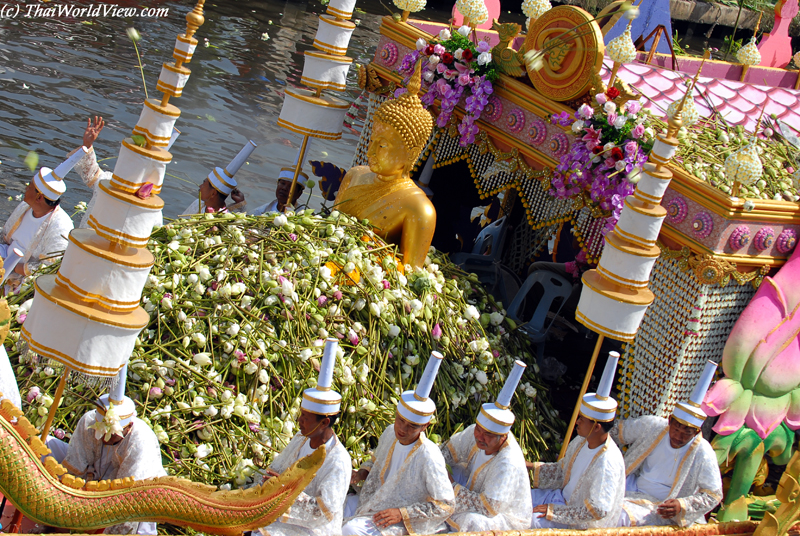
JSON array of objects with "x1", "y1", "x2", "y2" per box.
[{"x1": 617, "y1": 252, "x2": 758, "y2": 419}]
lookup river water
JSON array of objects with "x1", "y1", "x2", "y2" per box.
[{"x1": 0, "y1": 0, "x2": 460, "y2": 221}]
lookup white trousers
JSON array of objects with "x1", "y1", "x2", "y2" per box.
[
  {"x1": 341, "y1": 517, "x2": 384, "y2": 536},
  {"x1": 530, "y1": 488, "x2": 569, "y2": 529}
]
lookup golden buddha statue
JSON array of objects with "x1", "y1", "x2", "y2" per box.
[{"x1": 335, "y1": 62, "x2": 435, "y2": 268}]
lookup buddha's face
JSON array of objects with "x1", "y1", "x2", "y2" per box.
[{"x1": 367, "y1": 121, "x2": 409, "y2": 178}]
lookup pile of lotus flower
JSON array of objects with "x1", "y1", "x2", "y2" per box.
[{"x1": 9, "y1": 209, "x2": 563, "y2": 488}]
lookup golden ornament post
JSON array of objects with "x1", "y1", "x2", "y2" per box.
[
  {"x1": 558, "y1": 334, "x2": 605, "y2": 459},
  {"x1": 39, "y1": 368, "x2": 69, "y2": 441}
]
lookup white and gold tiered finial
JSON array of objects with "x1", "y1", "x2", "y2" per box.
[
  {"x1": 606, "y1": 21, "x2": 637, "y2": 87},
  {"x1": 279, "y1": 0, "x2": 357, "y2": 205},
  {"x1": 21, "y1": 0, "x2": 206, "y2": 388}
]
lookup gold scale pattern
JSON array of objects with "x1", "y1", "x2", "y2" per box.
[{"x1": 0, "y1": 398, "x2": 324, "y2": 535}]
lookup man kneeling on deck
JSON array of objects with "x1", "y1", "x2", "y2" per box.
[
  {"x1": 528, "y1": 351, "x2": 626, "y2": 529},
  {"x1": 258, "y1": 338, "x2": 351, "y2": 536},
  {"x1": 343, "y1": 352, "x2": 454, "y2": 536},
  {"x1": 441, "y1": 360, "x2": 532, "y2": 532},
  {"x1": 613, "y1": 361, "x2": 723, "y2": 527}
]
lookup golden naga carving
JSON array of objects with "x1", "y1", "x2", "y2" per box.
[
  {"x1": 754, "y1": 450, "x2": 800, "y2": 536},
  {"x1": 0, "y1": 398, "x2": 324, "y2": 535},
  {"x1": 336, "y1": 61, "x2": 435, "y2": 268}
]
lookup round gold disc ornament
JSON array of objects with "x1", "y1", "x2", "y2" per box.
[{"x1": 523, "y1": 6, "x2": 605, "y2": 102}]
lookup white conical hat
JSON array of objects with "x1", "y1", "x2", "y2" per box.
[
  {"x1": 580, "y1": 351, "x2": 619, "y2": 422},
  {"x1": 301, "y1": 338, "x2": 342, "y2": 415},
  {"x1": 673, "y1": 360, "x2": 717, "y2": 429},
  {"x1": 33, "y1": 146, "x2": 88, "y2": 201},
  {"x1": 278, "y1": 167, "x2": 308, "y2": 187},
  {"x1": 208, "y1": 140, "x2": 257, "y2": 195},
  {"x1": 398, "y1": 351, "x2": 443, "y2": 425},
  {"x1": 477, "y1": 360, "x2": 526, "y2": 434},
  {"x1": 96, "y1": 363, "x2": 136, "y2": 427}
]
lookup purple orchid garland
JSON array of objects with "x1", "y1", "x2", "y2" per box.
[
  {"x1": 397, "y1": 28, "x2": 500, "y2": 147},
  {"x1": 549, "y1": 92, "x2": 654, "y2": 236}
]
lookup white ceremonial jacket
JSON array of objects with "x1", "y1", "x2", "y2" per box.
[
  {"x1": 2, "y1": 201, "x2": 72, "y2": 279},
  {"x1": 612, "y1": 416, "x2": 723, "y2": 527},
  {"x1": 348, "y1": 424, "x2": 455, "y2": 535},
  {"x1": 441, "y1": 424, "x2": 532, "y2": 532},
  {"x1": 532, "y1": 436, "x2": 626, "y2": 529},
  {"x1": 71, "y1": 146, "x2": 110, "y2": 229},
  {"x1": 263, "y1": 432, "x2": 351, "y2": 536},
  {"x1": 62, "y1": 411, "x2": 167, "y2": 534}
]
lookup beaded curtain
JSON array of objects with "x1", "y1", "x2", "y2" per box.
[{"x1": 617, "y1": 254, "x2": 757, "y2": 419}]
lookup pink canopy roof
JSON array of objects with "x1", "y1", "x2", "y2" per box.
[{"x1": 603, "y1": 59, "x2": 800, "y2": 133}]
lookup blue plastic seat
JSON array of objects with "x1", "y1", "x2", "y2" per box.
[{"x1": 506, "y1": 270, "x2": 573, "y2": 363}]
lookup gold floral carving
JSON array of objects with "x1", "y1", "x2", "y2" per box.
[
  {"x1": 658, "y1": 243, "x2": 769, "y2": 288},
  {"x1": 523, "y1": 6, "x2": 605, "y2": 102}
]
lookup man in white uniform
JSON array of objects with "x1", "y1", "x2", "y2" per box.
[
  {"x1": 529, "y1": 351, "x2": 626, "y2": 529},
  {"x1": 1, "y1": 149, "x2": 84, "y2": 290},
  {"x1": 251, "y1": 168, "x2": 307, "y2": 215},
  {"x1": 614, "y1": 361, "x2": 723, "y2": 527},
  {"x1": 259, "y1": 338, "x2": 352, "y2": 536},
  {"x1": 343, "y1": 352, "x2": 455, "y2": 536},
  {"x1": 72, "y1": 116, "x2": 180, "y2": 228},
  {"x1": 61, "y1": 364, "x2": 166, "y2": 535},
  {"x1": 442, "y1": 360, "x2": 532, "y2": 532},
  {"x1": 180, "y1": 141, "x2": 254, "y2": 216}
]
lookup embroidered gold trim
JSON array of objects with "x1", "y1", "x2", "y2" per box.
[
  {"x1": 316, "y1": 496, "x2": 333, "y2": 522},
  {"x1": 585, "y1": 499, "x2": 601, "y2": 520},
  {"x1": 480, "y1": 493, "x2": 498, "y2": 517}
]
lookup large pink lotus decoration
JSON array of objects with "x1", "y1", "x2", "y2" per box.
[{"x1": 702, "y1": 244, "x2": 800, "y2": 440}]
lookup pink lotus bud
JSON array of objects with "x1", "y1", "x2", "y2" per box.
[
  {"x1": 136, "y1": 182, "x2": 154, "y2": 199},
  {"x1": 333, "y1": 290, "x2": 343, "y2": 300},
  {"x1": 318, "y1": 295, "x2": 328, "y2": 306},
  {"x1": 432, "y1": 323, "x2": 443, "y2": 340},
  {"x1": 26, "y1": 386, "x2": 40, "y2": 403}
]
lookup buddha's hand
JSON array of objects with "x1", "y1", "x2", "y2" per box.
[{"x1": 702, "y1": 251, "x2": 800, "y2": 440}]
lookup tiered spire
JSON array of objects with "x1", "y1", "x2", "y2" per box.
[
  {"x1": 575, "y1": 52, "x2": 709, "y2": 342},
  {"x1": 21, "y1": 1, "x2": 207, "y2": 382},
  {"x1": 277, "y1": 0, "x2": 356, "y2": 202}
]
